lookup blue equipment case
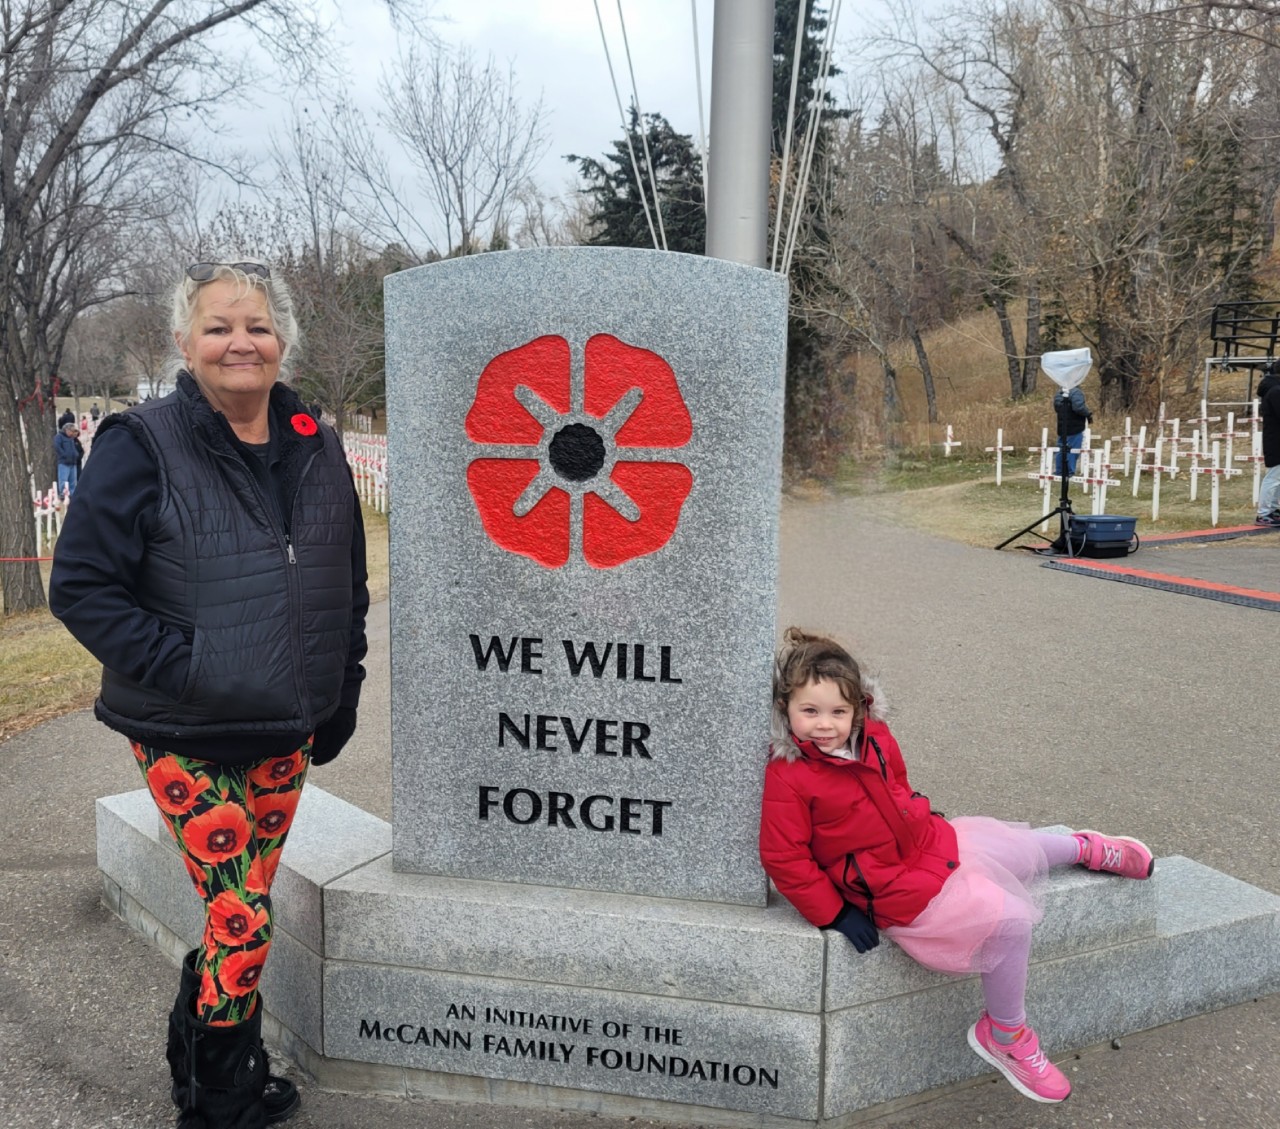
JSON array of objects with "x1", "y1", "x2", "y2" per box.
[{"x1": 1067, "y1": 514, "x2": 1139, "y2": 557}]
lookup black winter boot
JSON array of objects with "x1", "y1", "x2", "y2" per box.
[
  {"x1": 179, "y1": 1005, "x2": 268, "y2": 1129},
  {"x1": 253, "y1": 994, "x2": 301, "y2": 1123},
  {"x1": 169, "y1": 956, "x2": 300, "y2": 1123},
  {"x1": 167, "y1": 950, "x2": 201, "y2": 1108}
]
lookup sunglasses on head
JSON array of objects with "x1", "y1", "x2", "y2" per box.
[{"x1": 186, "y1": 261, "x2": 271, "y2": 282}]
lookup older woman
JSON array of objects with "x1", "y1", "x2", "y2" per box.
[{"x1": 51, "y1": 259, "x2": 368, "y2": 1127}]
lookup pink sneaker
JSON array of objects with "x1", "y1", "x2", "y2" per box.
[
  {"x1": 967, "y1": 1013, "x2": 1072, "y2": 1103},
  {"x1": 1076, "y1": 829, "x2": 1155, "y2": 879}
]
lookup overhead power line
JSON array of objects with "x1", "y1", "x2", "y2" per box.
[
  {"x1": 771, "y1": 0, "x2": 809, "y2": 272},
  {"x1": 781, "y1": 0, "x2": 842, "y2": 278},
  {"x1": 593, "y1": 0, "x2": 660, "y2": 250},
  {"x1": 690, "y1": 0, "x2": 709, "y2": 209},
  {"x1": 615, "y1": 0, "x2": 668, "y2": 251}
]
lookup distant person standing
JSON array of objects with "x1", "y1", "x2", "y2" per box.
[
  {"x1": 1053, "y1": 384, "x2": 1093, "y2": 475},
  {"x1": 1255, "y1": 364, "x2": 1280, "y2": 526},
  {"x1": 54, "y1": 423, "x2": 80, "y2": 496},
  {"x1": 90, "y1": 402, "x2": 101, "y2": 422},
  {"x1": 58, "y1": 406, "x2": 76, "y2": 430}
]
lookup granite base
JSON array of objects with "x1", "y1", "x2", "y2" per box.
[{"x1": 97, "y1": 788, "x2": 1280, "y2": 1126}]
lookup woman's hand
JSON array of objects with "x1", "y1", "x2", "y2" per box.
[{"x1": 309, "y1": 707, "x2": 357, "y2": 766}]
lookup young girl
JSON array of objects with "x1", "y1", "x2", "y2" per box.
[{"x1": 759, "y1": 628, "x2": 1154, "y2": 1104}]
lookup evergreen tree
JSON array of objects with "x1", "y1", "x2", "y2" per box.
[{"x1": 569, "y1": 108, "x2": 705, "y2": 254}]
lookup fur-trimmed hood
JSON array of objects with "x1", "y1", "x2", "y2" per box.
[{"x1": 769, "y1": 673, "x2": 887, "y2": 762}]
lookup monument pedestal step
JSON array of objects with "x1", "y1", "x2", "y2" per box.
[{"x1": 98, "y1": 786, "x2": 1280, "y2": 1125}]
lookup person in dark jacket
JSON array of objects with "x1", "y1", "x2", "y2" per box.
[
  {"x1": 58, "y1": 406, "x2": 76, "y2": 429},
  {"x1": 54, "y1": 423, "x2": 81, "y2": 496},
  {"x1": 1254, "y1": 366, "x2": 1280, "y2": 525},
  {"x1": 50, "y1": 258, "x2": 368, "y2": 1128},
  {"x1": 760, "y1": 628, "x2": 1154, "y2": 1104},
  {"x1": 1053, "y1": 384, "x2": 1092, "y2": 475}
]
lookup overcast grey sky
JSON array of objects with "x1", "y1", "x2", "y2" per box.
[
  {"x1": 217, "y1": 2, "x2": 879, "y2": 249},
  {"x1": 328, "y1": 0, "x2": 722, "y2": 197}
]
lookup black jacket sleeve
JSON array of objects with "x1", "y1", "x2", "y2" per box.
[{"x1": 48, "y1": 426, "x2": 192, "y2": 699}]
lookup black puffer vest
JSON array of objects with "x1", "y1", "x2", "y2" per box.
[
  {"x1": 95, "y1": 374, "x2": 355, "y2": 743},
  {"x1": 1054, "y1": 391, "x2": 1089, "y2": 438}
]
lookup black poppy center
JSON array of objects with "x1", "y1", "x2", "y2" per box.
[
  {"x1": 208, "y1": 829, "x2": 238, "y2": 853},
  {"x1": 548, "y1": 423, "x2": 605, "y2": 482}
]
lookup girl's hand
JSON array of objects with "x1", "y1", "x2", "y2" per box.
[{"x1": 826, "y1": 903, "x2": 880, "y2": 953}]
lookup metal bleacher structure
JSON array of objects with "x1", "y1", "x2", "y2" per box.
[{"x1": 1204, "y1": 300, "x2": 1280, "y2": 401}]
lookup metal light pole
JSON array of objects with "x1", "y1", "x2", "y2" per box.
[{"x1": 705, "y1": 0, "x2": 774, "y2": 267}]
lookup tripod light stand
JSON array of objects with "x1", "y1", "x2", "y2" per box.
[
  {"x1": 994, "y1": 348, "x2": 1093, "y2": 553},
  {"x1": 995, "y1": 434, "x2": 1076, "y2": 551}
]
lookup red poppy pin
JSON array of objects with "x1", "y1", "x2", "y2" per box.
[{"x1": 291, "y1": 413, "x2": 318, "y2": 436}]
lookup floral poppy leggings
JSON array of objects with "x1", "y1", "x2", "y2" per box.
[{"x1": 135, "y1": 740, "x2": 310, "y2": 1026}]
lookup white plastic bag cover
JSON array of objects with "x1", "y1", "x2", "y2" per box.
[{"x1": 1040, "y1": 347, "x2": 1092, "y2": 391}]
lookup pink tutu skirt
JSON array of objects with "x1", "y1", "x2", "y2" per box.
[{"x1": 883, "y1": 817, "x2": 1049, "y2": 975}]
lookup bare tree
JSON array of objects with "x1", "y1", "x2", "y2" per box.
[
  {"x1": 262, "y1": 114, "x2": 394, "y2": 436},
  {"x1": 380, "y1": 44, "x2": 549, "y2": 256},
  {"x1": 327, "y1": 39, "x2": 550, "y2": 261},
  {"x1": 873, "y1": 0, "x2": 1280, "y2": 412}
]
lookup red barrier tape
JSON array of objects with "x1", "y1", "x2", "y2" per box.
[{"x1": 0, "y1": 556, "x2": 54, "y2": 562}]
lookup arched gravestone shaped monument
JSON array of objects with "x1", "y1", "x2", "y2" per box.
[{"x1": 386, "y1": 246, "x2": 787, "y2": 906}]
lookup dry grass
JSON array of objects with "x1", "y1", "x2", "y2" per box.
[
  {"x1": 0, "y1": 504, "x2": 390, "y2": 741},
  {"x1": 0, "y1": 606, "x2": 102, "y2": 741},
  {"x1": 845, "y1": 468, "x2": 1266, "y2": 549},
  {"x1": 864, "y1": 306, "x2": 1256, "y2": 460}
]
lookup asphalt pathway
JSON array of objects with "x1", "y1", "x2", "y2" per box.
[{"x1": 1, "y1": 497, "x2": 1276, "y2": 1129}]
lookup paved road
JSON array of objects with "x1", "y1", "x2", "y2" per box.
[{"x1": 2, "y1": 497, "x2": 1276, "y2": 1129}]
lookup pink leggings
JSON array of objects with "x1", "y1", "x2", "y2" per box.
[{"x1": 980, "y1": 831, "x2": 1081, "y2": 1027}]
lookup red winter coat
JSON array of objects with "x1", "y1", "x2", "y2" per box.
[{"x1": 759, "y1": 718, "x2": 960, "y2": 929}]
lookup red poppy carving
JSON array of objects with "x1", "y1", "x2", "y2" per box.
[
  {"x1": 207, "y1": 890, "x2": 270, "y2": 946},
  {"x1": 146, "y1": 757, "x2": 212, "y2": 816},
  {"x1": 183, "y1": 805, "x2": 252, "y2": 866},
  {"x1": 464, "y1": 334, "x2": 693, "y2": 568},
  {"x1": 254, "y1": 788, "x2": 301, "y2": 839},
  {"x1": 291, "y1": 413, "x2": 318, "y2": 436},
  {"x1": 217, "y1": 948, "x2": 267, "y2": 997}
]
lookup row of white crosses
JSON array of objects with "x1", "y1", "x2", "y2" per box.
[
  {"x1": 1021, "y1": 427, "x2": 1121, "y2": 528},
  {"x1": 1122, "y1": 399, "x2": 1256, "y2": 525},
  {"x1": 345, "y1": 434, "x2": 388, "y2": 514},
  {"x1": 997, "y1": 395, "x2": 1262, "y2": 527},
  {"x1": 32, "y1": 483, "x2": 71, "y2": 555}
]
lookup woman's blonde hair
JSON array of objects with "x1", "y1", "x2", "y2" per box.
[{"x1": 770, "y1": 626, "x2": 868, "y2": 757}]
